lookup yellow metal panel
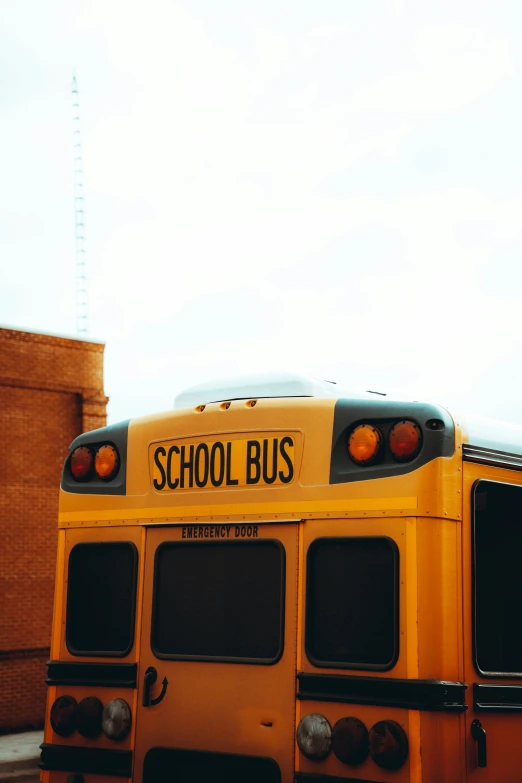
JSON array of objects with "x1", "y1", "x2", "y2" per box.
[
  {"x1": 462, "y1": 462, "x2": 522, "y2": 783},
  {"x1": 132, "y1": 522, "x2": 299, "y2": 783}
]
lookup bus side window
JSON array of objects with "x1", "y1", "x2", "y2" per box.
[
  {"x1": 66, "y1": 541, "x2": 138, "y2": 657},
  {"x1": 474, "y1": 480, "x2": 522, "y2": 676},
  {"x1": 305, "y1": 537, "x2": 399, "y2": 671}
]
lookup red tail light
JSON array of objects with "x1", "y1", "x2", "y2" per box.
[
  {"x1": 69, "y1": 447, "x2": 93, "y2": 480},
  {"x1": 369, "y1": 719, "x2": 408, "y2": 770},
  {"x1": 77, "y1": 696, "x2": 103, "y2": 738},
  {"x1": 69, "y1": 443, "x2": 120, "y2": 482},
  {"x1": 332, "y1": 717, "x2": 369, "y2": 765},
  {"x1": 50, "y1": 695, "x2": 78, "y2": 737},
  {"x1": 388, "y1": 420, "x2": 422, "y2": 462}
]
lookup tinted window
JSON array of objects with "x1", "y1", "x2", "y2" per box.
[
  {"x1": 474, "y1": 480, "x2": 522, "y2": 675},
  {"x1": 306, "y1": 537, "x2": 398, "y2": 669},
  {"x1": 152, "y1": 541, "x2": 284, "y2": 662},
  {"x1": 66, "y1": 542, "x2": 137, "y2": 656}
]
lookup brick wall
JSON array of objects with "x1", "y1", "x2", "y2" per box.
[{"x1": 0, "y1": 327, "x2": 107, "y2": 732}]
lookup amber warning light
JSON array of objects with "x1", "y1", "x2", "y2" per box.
[
  {"x1": 69, "y1": 443, "x2": 120, "y2": 482},
  {"x1": 348, "y1": 424, "x2": 383, "y2": 465}
]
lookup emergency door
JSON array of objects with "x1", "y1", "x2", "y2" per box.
[{"x1": 133, "y1": 520, "x2": 298, "y2": 783}]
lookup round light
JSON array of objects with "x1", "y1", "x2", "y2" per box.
[
  {"x1": 332, "y1": 717, "x2": 369, "y2": 766},
  {"x1": 369, "y1": 720, "x2": 408, "y2": 770},
  {"x1": 77, "y1": 696, "x2": 103, "y2": 738},
  {"x1": 348, "y1": 424, "x2": 383, "y2": 465},
  {"x1": 69, "y1": 447, "x2": 93, "y2": 481},
  {"x1": 388, "y1": 420, "x2": 422, "y2": 462},
  {"x1": 94, "y1": 444, "x2": 120, "y2": 481},
  {"x1": 296, "y1": 713, "x2": 332, "y2": 760},
  {"x1": 102, "y1": 698, "x2": 132, "y2": 741},
  {"x1": 50, "y1": 695, "x2": 78, "y2": 737}
]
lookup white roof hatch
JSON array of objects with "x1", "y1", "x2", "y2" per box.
[{"x1": 174, "y1": 372, "x2": 381, "y2": 409}]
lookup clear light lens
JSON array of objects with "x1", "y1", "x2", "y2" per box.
[
  {"x1": 297, "y1": 713, "x2": 332, "y2": 760},
  {"x1": 102, "y1": 698, "x2": 132, "y2": 741},
  {"x1": 94, "y1": 444, "x2": 120, "y2": 481},
  {"x1": 69, "y1": 446, "x2": 93, "y2": 480},
  {"x1": 50, "y1": 695, "x2": 78, "y2": 737}
]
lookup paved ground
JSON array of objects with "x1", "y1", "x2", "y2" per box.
[{"x1": 0, "y1": 731, "x2": 42, "y2": 783}]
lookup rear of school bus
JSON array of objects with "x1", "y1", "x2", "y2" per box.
[{"x1": 40, "y1": 378, "x2": 467, "y2": 783}]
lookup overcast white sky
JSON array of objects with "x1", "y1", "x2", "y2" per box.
[{"x1": 2, "y1": 0, "x2": 522, "y2": 425}]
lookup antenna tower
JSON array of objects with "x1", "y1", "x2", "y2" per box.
[{"x1": 72, "y1": 73, "x2": 88, "y2": 334}]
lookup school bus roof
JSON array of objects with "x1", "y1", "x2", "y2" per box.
[{"x1": 173, "y1": 373, "x2": 380, "y2": 409}]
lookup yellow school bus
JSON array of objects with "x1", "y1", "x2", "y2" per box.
[{"x1": 40, "y1": 374, "x2": 522, "y2": 783}]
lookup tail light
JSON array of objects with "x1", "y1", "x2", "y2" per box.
[
  {"x1": 50, "y1": 695, "x2": 78, "y2": 737},
  {"x1": 77, "y1": 696, "x2": 103, "y2": 738},
  {"x1": 296, "y1": 713, "x2": 331, "y2": 760},
  {"x1": 369, "y1": 719, "x2": 408, "y2": 770},
  {"x1": 69, "y1": 443, "x2": 120, "y2": 482},
  {"x1": 102, "y1": 698, "x2": 132, "y2": 741},
  {"x1": 388, "y1": 420, "x2": 422, "y2": 462},
  {"x1": 332, "y1": 717, "x2": 369, "y2": 765},
  {"x1": 69, "y1": 447, "x2": 93, "y2": 481},
  {"x1": 348, "y1": 424, "x2": 383, "y2": 465},
  {"x1": 94, "y1": 444, "x2": 120, "y2": 481}
]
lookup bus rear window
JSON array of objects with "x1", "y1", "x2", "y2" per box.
[
  {"x1": 474, "y1": 480, "x2": 522, "y2": 675},
  {"x1": 66, "y1": 542, "x2": 138, "y2": 656},
  {"x1": 306, "y1": 537, "x2": 399, "y2": 670},
  {"x1": 152, "y1": 541, "x2": 284, "y2": 663}
]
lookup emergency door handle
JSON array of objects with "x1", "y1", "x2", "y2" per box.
[
  {"x1": 142, "y1": 666, "x2": 157, "y2": 707},
  {"x1": 471, "y1": 719, "x2": 487, "y2": 768},
  {"x1": 142, "y1": 666, "x2": 169, "y2": 708}
]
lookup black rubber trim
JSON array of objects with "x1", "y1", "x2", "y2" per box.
[
  {"x1": 61, "y1": 419, "x2": 130, "y2": 495},
  {"x1": 330, "y1": 399, "x2": 454, "y2": 484},
  {"x1": 295, "y1": 775, "x2": 381, "y2": 783},
  {"x1": 464, "y1": 444, "x2": 522, "y2": 471},
  {"x1": 143, "y1": 747, "x2": 281, "y2": 783},
  {"x1": 473, "y1": 683, "x2": 522, "y2": 711},
  {"x1": 39, "y1": 744, "x2": 132, "y2": 777},
  {"x1": 297, "y1": 672, "x2": 467, "y2": 712},
  {"x1": 46, "y1": 661, "x2": 137, "y2": 688}
]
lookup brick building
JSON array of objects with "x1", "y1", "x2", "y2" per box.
[{"x1": 0, "y1": 327, "x2": 107, "y2": 732}]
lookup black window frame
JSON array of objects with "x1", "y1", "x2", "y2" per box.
[
  {"x1": 472, "y1": 478, "x2": 522, "y2": 678},
  {"x1": 150, "y1": 539, "x2": 286, "y2": 665},
  {"x1": 65, "y1": 541, "x2": 138, "y2": 658},
  {"x1": 305, "y1": 535, "x2": 400, "y2": 671}
]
